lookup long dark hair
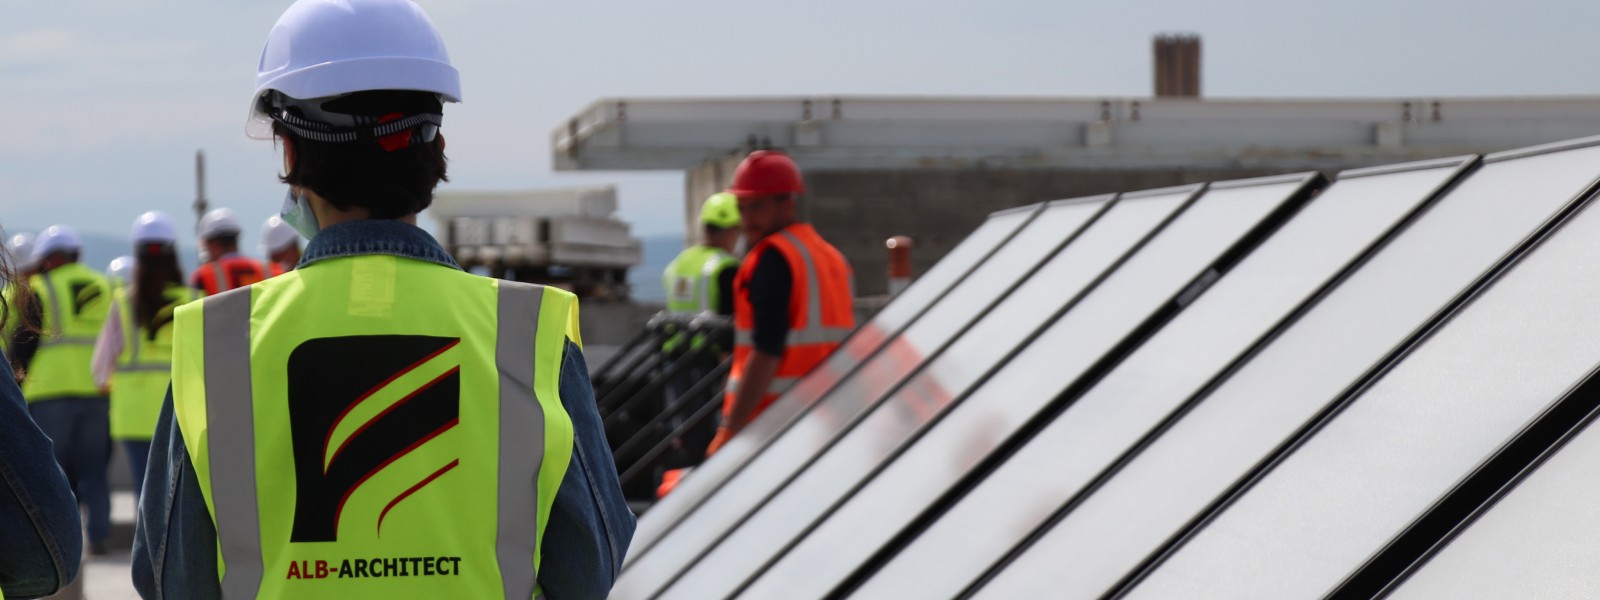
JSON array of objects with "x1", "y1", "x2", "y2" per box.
[{"x1": 133, "y1": 244, "x2": 184, "y2": 340}]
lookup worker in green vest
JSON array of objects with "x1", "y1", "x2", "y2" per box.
[
  {"x1": 92, "y1": 212, "x2": 194, "y2": 502},
  {"x1": 132, "y1": 1, "x2": 634, "y2": 598},
  {"x1": 661, "y1": 191, "x2": 742, "y2": 352},
  {"x1": 653, "y1": 193, "x2": 741, "y2": 497},
  {"x1": 11, "y1": 224, "x2": 115, "y2": 557}
]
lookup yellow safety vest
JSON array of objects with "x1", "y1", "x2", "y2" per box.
[
  {"x1": 23, "y1": 263, "x2": 110, "y2": 401},
  {"x1": 171, "y1": 254, "x2": 579, "y2": 599},
  {"x1": 110, "y1": 285, "x2": 195, "y2": 441},
  {"x1": 1, "y1": 280, "x2": 20, "y2": 356}
]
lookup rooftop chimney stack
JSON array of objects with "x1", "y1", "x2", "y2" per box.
[{"x1": 1154, "y1": 34, "x2": 1202, "y2": 98}]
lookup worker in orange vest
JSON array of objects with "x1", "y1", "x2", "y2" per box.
[
  {"x1": 708, "y1": 150, "x2": 855, "y2": 454},
  {"x1": 190, "y1": 208, "x2": 270, "y2": 295}
]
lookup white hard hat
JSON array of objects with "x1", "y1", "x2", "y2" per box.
[
  {"x1": 107, "y1": 256, "x2": 135, "y2": 284},
  {"x1": 261, "y1": 215, "x2": 301, "y2": 254},
  {"x1": 132, "y1": 211, "x2": 179, "y2": 245},
  {"x1": 199, "y1": 208, "x2": 243, "y2": 241},
  {"x1": 32, "y1": 225, "x2": 83, "y2": 262},
  {"x1": 247, "y1": 0, "x2": 461, "y2": 140},
  {"x1": 7, "y1": 233, "x2": 37, "y2": 272}
]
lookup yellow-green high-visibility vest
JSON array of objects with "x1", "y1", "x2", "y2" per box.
[
  {"x1": 23, "y1": 263, "x2": 110, "y2": 402},
  {"x1": 110, "y1": 284, "x2": 195, "y2": 441},
  {"x1": 171, "y1": 254, "x2": 580, "y2": 599},
  {"x1": 661, "y1": 244, "x2": 738, "y2": 352},
  {"x1": 1, "y1": 280, "x2": 21, "y2": 356}
]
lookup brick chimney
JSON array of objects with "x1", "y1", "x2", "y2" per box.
[{"x1": 1154, "y1": 34, "x2": 1201, "y2": 98}]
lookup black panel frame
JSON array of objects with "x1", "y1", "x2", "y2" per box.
[
  {"x1": 1324, "y1": 190, "x2": 1600, "y2": 599},
  {"x1": 811, "y1": 172, "x2": 1327, "y2": 599},
  {"x1": 643, "y1": 191, "x2": 1143, "y2": 596},
  {"x1": 945, "y1": 156, "x2": 1479, "y2": 600},
  {"x1": 1099, "y1": 142, "x2": 1600, "y2": 599},
  {"x1": 623, "y1": 200, "x2": 1050, "y2": 562}
]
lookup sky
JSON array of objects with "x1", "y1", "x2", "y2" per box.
[{"x1": 3, "y1": 0, "x2": 1600, "y2": 256}]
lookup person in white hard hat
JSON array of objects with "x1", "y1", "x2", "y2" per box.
[
  {"x1": 2, "y1": 232, "x2": 39, "y2": 358},
  {"x1": 134, "y1": 1, "x2": 633, "y2": 598},
  {"x1": 190, "y1": 207, "x2": 269, "y2": 295},
  {"x1": 12, "y1": 225, "x2": 116, "y2": 557},
  {"x1": 260, "y1": 214, "x2": 302, "y2": 276},
  {"x1": 92, "y1": 212, "x2": 195, "y2": 502},
  {"x1": 106, "y1": 256, "x2": 134, "y2": 290}
]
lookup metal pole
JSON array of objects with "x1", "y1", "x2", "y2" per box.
[
  {"x1": 619, "y1": 390, "x2": 725, "y2": 487},
  {"x1": 612, "y1": 358, "x2": 731, "y2": 468}
]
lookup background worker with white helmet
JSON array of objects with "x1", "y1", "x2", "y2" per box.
[
  {"x1": 133, "y1": 1, "x2": 634, "y2": 597},
  {"x1": 2, "y1": 232, "x2": 39, "y2": 358},
  {"x1": 260, "y1": 215, "x2": 302, "y2": 275},
  {"x1": 11, "y1": 224, "x2": 117, "y2": 557},
  {"x1": 106, "y1": 256, "x2": 134, "y2": 290},
  {"x1": 190, "y1": 207, "x2": 269, "y2": 295},
  {"x1": 92, "y1": 212, "x2": 195, "y2": 500}
]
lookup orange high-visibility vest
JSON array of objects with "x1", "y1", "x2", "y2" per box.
[
  {"x1": 728, "y1": 223, "x2": 855, "y2": 420},
  {"x1": 190, "y1": 255, "x2": 269, "y2": 296}
]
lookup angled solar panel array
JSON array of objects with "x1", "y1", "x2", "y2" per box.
[{"x1": 609, "y1": 135, "x2": 1600, "y2": 600}]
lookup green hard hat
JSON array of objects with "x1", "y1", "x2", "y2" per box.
[{"x1": 700, "y1": 192, "x2": 742, "y2": 229}]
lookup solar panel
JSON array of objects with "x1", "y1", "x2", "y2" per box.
[
  {"x1": 1125, "y1": 145, "x2": 1600, "y2": 599},
  {"x1": 974, "y1": 141, "x2": 1600, "y2": 600},
  {"x1": 716, "y1": 173, "x2": 1318, "y2": 600},
  {"x1": 610, "y1": 193, "x2": 1134, "y2": 598},
  {"x1": 839, "y1": 159, "x2": 1467, "y2": 599},
  {"x1": 623, "y1": 203, "x2": 1043, "y2": 558},
  {"x1": 1387, "y1": 380, "x2": 1600, "y2": 599}
]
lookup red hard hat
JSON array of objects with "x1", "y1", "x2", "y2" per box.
[{"x1": 727, "y1": 150, "x2": 805, "y2": 197}]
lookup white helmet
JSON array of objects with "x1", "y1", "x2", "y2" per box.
[
  {"x1": 247, "y1": 0, "x2": 461, "y2": 140},
  {"x1": 32, "y1": 225, "x2": 83, "y2": 262},
  {"x1": 132, "y1": 211, "x2": 179, "y2": 245},
  {"x1": 7, "y1": 233, "x2": 37, "y2": 272},
  {"x1": 107, "y1": 256, "x2": 135, "y2": 284},
  {"x1": 261, "y1": 215, "x2": 301, "y2": 255},
  {"x1": 199, "y1": 208, "x2": 243, "y2": 241}
]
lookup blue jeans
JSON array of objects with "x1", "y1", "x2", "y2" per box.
[
  {"x1": 30, "y1": 396, "x2": 112, "y2": 544},
  {"x1": 124, "y1": 439, "x2": 152, "y2": 503}
]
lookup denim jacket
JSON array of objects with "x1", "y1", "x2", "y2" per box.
[
  {"x1": 132, "y1": 219, "x2": 635, "y2": 599},
  {"x1": 0, "y1": 347, "x2": 81, "y2": 599}
]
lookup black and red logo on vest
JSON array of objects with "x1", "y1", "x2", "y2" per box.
[{"x1": 287, "y1": 335, "x2": 461, "y2": 542}]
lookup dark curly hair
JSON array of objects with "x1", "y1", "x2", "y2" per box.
[{"x1": 273, "y1": 91, "x2": 449, "y2": 219}]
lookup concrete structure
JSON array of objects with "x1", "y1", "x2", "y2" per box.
[
  {"x1": 430, "y1": 186, "x2": 642, "y2": 299},
  {"x1": 553, "y1": 95, "x2": 1600, "y2": 295}
]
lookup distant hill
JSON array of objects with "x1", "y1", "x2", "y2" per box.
[
  {"x1": 629, "y1": 233, "x2": 687, "y2": 301},
  {"x1": 77, "y1": 232, "x2": 202, "y2": 278}
]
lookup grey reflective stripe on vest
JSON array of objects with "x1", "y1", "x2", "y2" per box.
[
  {"x1": 733, "y1": 327, "x2": 854, "y2": 348},
  {"x1": 212, "y1": 261, "x2": 232, "y2": 293},
  {"x1": 732, "y1": 231, "x2": 851, "y2": 351},
  {"x1": 118, "y1": 362, "x2": 171, "y2": 373},
  {"x1": 121, "y1": 295, "x2": 141, "y2": 366},
  {"x1": 496, "y1": 282, "x2": 544, "y2": 600},
  {"x1": 779, "y1": 231, "x2": 851, "y2": 346},
  {"x1": 725, "y1": 375, "x2": 800, "y2": 398},
  {"x1": 202, "y1": 290, "x2": 264, "y2": 599},
  {"x1": 698, "y1": 255, "x2": 724, "y2": 313}
]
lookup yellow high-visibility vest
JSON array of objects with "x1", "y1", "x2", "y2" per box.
[
  {"x1": 24, "y1": 262, "x2": 110, "y2": 401},
  {"x1": 110, "y1": 284, "x2": 195, "y2": 440},
  {"x1": 171, "y1": 254, "x2": 580, "y2": 599}
]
